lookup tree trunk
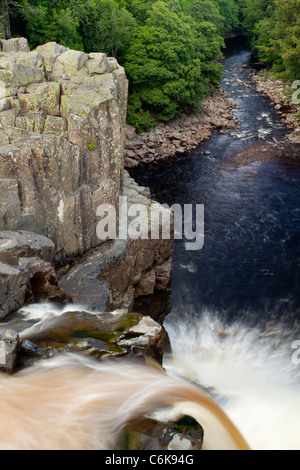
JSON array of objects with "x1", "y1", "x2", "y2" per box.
[{"x1": 0, "y1": 1, "x2": 11, "y2": 39}]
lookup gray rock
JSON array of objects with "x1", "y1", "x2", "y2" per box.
[
  {"x1": 0, "y1": 337, "x2": 19, "y2": 373},
  {"x1": 20, "y1": 339, "x2": 46, "y2": 358},
  {"x1": 0, "y1": 231, "x2": 55, "y2": 265},
  {"x1": 1, "y1": 38, "x2": 30, "y2": 53},
  {"x1": 0, "y1": 261, "x2": 28, "y2": 320},
  {"x1": 0, "y1": 40, "x2": 128, "y2": 261}
]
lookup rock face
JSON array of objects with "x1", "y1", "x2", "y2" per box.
[
  {"x1": 0, "y1": 38, "x2": 128, "y2": 262},
  {"x1": 0, "y1": 231, "x2": 64, "y2": 319},
  {"x1": 59, "y1": 170, "x2": 174, "y2": 317},
  {"x1": 0, "y1": 40, "x2": 173, "y2": 338}
]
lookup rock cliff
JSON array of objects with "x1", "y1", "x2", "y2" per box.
[
  {"x1": 0, "y1": 39, "x2": 174, "y2": 321},
  {"x1": 0, "y1": 38, "x2": 128, "y2": 262}
]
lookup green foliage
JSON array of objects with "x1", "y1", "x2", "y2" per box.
[
  {"x1": 9, "y1": 0, "x2": 243, "y2": 127},
  {"x1": 88, "y1": 141, "x2": 96, "y2": 150},
  {"x1": 127, "y1": 92, "x2": 156, "y2": 133},
  {"x1": 124, "y1": 1, "x2": 223, "y2": 121},
  {"x1": 76, "y1": 0, "x2": 137, "y2": 61},
  {"x1": 240, "y1": 0, "x2": 300, "y2": 82}
]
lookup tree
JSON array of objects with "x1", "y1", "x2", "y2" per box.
[
  {"x1": 125, "y1": 1, "x2": 223, "y2": 124},
  {"x1": 0, "y1": 0, "x2": 11, "y2": 38},
  {"x1": 77, "y1": 0, "x2": 136, "y2": 60},
  {"x1": 273, "y1": 0, "x2": 300, "y2": 80},
  {"x1": 239, "y1": 0, "x2": 300, "y2": 81}
]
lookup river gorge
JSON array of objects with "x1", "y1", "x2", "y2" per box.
[
  {"x1": 130, "y1": 36, "x2": 300, "y2": 450},
  {"x1": 0, "y1": 36, "x2": 299, "y2": 451}
]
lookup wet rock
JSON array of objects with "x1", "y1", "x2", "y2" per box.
[
  {"x1": 19, "y1": 307, "x2": 166, "y2": 362},
  {"x1": 21, "y1": 310, "x2": 140, "y2": 347},
  {"x1": 74, "y1": 337, "x2": 124, "y2": 358},
  {"x1": 0, "y1": 334, "x2": 19, "y2": 374},
  {"x1": 118, "y1": 415, "x2": 204, "y2": 451},
  {"x1": 117, "y1": 316, "x2": 168, "y2": 362},
  {"x1": 0, "y1": 261, "x2": 28, "y2": 320},
  {"x1": 58, "y1": 266, "x2": 110, "y2": 312},
  {"x1": 20, "y1": 339, "x2": 46, "y2": 358}
]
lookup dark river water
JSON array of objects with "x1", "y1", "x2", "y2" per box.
[
  {"x1": 129, "y1": 37, "x2": 300, "y2": 450},
  {"x1": 131, "y1": 36, "x2": 300, "y2": 327}
]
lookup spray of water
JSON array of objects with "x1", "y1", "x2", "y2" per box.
[
  {"x1": 164, "y1": 312, "x2": 300, "y2": 450},
  {"x1": 0, "y1": 352, "x2": 249, "y2": 450}
]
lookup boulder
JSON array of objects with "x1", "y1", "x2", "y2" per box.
[
  {"x1": 118, "y1": 415, "x2": 204, "y2": 451},
  {"x1": 1, "y1": 38, "x2": 30, "y2": 53},
  {"x1": 0, "y1": 231, "x2": 57, "y2": 319},
  {"x1": 117, "y1": 316, "x2": 168, "y2": 362},
  {"x1": 20, "y1": 339, "x2": 46, "y2": 358},
  {"x1": 0, "y1": 337, "x2": 19, "y2": 374},
  {"x1": 53, "y1": 50, "x2": 89, "y2": 80},
  {"x1": 0, "y1": 231, "x2": 55, "y2": 265},
  {"x1": 86, "y1": 53, "x2": 110, "y2": 75},
  {"x1": 0, "y1": 262, "x2": 28, "y2": 320}
]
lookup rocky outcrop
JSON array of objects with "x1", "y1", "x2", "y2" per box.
[
  {"x1": 0, "y1": 40, "x2": 174, "y2": 354},
  {"x1": 0, "y1": 231, "x2": 71, "y2": 320},
  {"x1": 251, "y1": 71, "x2": 300, "y2": 144},
  {"x1": 59, "y1": 170, "x2": 174, "y2": 318},
  {"x1": 124, "y1": 89, "x2": 238, "y2": 167},
  {"x1": 118, "y1": 416, "x2": 204, "y2": 450},
  {"x1": 0, "y1": 38, "x2": 128, "y2": 262},
  {"x1": 0, "y1": 307, "x2": 169, "y2": 371},
  {"x1": 0, "y1": 230, "x2": 68, "y2": 319}
]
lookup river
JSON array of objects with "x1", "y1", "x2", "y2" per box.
[{"x1": 130, "y1": 36, "x2": 300, "y2": 450}]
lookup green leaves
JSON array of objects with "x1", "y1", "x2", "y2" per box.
[
  {"x1": 240, "y1": 0, "x2": 300, "y2": 82},
  {"x1": 124, "y1": 1, "x2": 224, "y2": 122},
  {"x1": 9, "y1": 0, "x2": 237, "y2": 129}
]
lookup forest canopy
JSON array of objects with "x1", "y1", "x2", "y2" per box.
[{"x1": 1, "y1": 0, "x2": 299, "y2": 130}]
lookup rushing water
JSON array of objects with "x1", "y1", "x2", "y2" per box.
[{"x1": 130, "y1": 37, "x2": 300, "y2": 450}]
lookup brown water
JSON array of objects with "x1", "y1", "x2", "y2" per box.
[{"x1": 0, "y1": 353, "x2": 249, "y2": 450}]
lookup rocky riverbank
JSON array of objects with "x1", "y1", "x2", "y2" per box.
[
  {"x1": 124, "y1": 88, "x2": 240, "y2": 167},
  {"x1": 250, "y1": 70, "x2": 300, "y2": 144}
]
